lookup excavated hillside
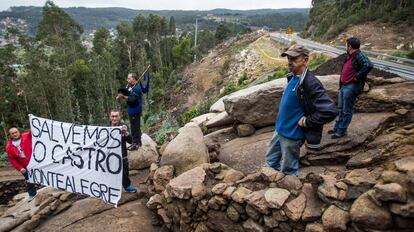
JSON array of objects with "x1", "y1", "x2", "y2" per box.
[{"x1": 168, "y1": 31, "x2": 288, "y2": 112}]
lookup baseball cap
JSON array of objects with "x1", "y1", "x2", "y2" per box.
[{"x1": 281, "y1": 44, "x2": 310, "y2": 57}]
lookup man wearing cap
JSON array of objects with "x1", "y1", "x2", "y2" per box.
[
  {"x1": 265, "y1": 44, "x2": 337, "y2": 176},
  {"x1": 329, "y1": 37, "x2": 373, "y2": 139}
]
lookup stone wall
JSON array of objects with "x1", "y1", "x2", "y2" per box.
[{"x1": 147, "y1": 161, "x2": 414, "y2": 232}]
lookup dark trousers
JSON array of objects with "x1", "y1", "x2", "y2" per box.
[
  {"x1": 122, "y1": 158, "x2": 131, "y2": 189},
  {"x1": 129, "y1": 113, "x2": 142, "y2": 145},
  {"x1": 23, "y1": 172, "x2": 37, "y2": 197}
]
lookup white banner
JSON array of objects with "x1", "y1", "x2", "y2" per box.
[{"x1": 27, "y1": 115, "x2": 123, "y2": 206}]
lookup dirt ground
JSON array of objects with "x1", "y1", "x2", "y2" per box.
[
  {"x1": 170, "y1": 31, "x2": 287, "y2": 112},
  {"x1": 331, "y1": 21, "x2": 414, "y2": 52}
]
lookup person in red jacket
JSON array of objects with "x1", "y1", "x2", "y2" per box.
[{"x1": 6, "y1": 127, "x2": 37, "y2": 201}]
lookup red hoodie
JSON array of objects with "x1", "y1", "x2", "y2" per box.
[{"x1": 6, "y1": 131, "x2": 32, "y2": 171}]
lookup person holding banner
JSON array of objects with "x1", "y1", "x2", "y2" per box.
[
  {"x1": 116, "y1": 70, "x2": 150, "y2": 151},
  {"x1": 109, "y1": 110, "x2": 138, "y2": 193},
  {"x1": 6, "y1": 128, "x2": 37, "y2": 201}
]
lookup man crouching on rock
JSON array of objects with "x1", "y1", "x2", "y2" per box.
[{"x1": 265, "y1": 44, "x2": 337, "y2": 176}]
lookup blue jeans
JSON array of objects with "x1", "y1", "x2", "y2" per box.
[
  {"x1": 334, "y1": 83, "x2": 359, "y2": 134},
  {"x1": 265, "y1": 132, "x2": 303, "y2": 176}
]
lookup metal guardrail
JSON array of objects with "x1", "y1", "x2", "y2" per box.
[
  {"x1": 336, "y1": 45, "x2": 414, "y2": 65},
  {"x1": 270, "y1": 33, "x2": 414, "y2": 81}
]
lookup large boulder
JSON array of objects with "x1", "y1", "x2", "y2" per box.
[
  {"x1": 160, "y1": 123, "x2": 209, "y2": 175},
  {"x1": 166, "y1": 167, "x2": 206, "y2": 199},
  {"x1": 219, "y1": 129, "x2": 274, "y2": 174},
  {"x1": 210, "y1": 97, "x2": 226, "y2": 112},
  {"x1": 34, "y1": 196, "x2": 156, "y2": 232},
  {"x1": 191, "y1": 113, "x2": 218, "y2": 126},
  {"x1": 205, "y1": 111, "x2": 234, "y2": 128},
  {"x1": 204, "y1": 127, "x2": 237, "y2": 148},
  {"x1": 129, "y1": 134, "x2": 159, "y2": 170},
  {"x1": 357, "y1": 82, "x2": 414, "y2": 112},
  {"x1": 350, "y1": 191, "x2": 392, "y2": 230},
  {"x1": 223, "y1": 75, "x2": 339, "y2": 127},
  {"x1": 322, "y1": 205, "x2": 350, "y2": 231},
  {"x1": 395, "y1": 156, "x2": 414, "y2": 173}
]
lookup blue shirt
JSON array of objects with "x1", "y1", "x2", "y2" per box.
[{"x1": 276, "y1": 76, "x2": 305, "y2": 140}]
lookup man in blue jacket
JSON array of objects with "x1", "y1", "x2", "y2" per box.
[
  {"x1": 117, "y1": 72, "x2": 150, "y2": 150},
  {"x1": 265, "y1": 44, "x2": 337, "y2": 176},
  {"x1": 329, "y1": 37, "x2": 373, "y2": 139}
]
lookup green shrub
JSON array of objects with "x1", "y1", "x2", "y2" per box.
[
  {"x1": 220, "y1": 82, "x2": 240, "y2": 97},
  {"x1": 238, "y1": 70, "x2": 248, "y2": 85},
  {"x1": 0, "y1": 152, "x2": 8, "y2": 167},
  {"x1": 154, "y1": 115, "x2": 179, "y2": 144},
  {"x1": 266, "y1": 66, "x2": 289, "y2": 82},
  {"x1": 407, "y1": 50, "x2": 414, "y2": 59},
  {"x1": 179, "y1": 96, "x2": 218, "y2": 126},
  {"x1": 308, "y1": 55, "x2": 330, "y2": 71}
]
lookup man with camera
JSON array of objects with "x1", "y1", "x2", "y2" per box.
[{"x1": 116, "y1": 71, "x2": 150, "y2": 150}]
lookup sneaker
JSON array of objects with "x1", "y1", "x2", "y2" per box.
[
  {"x1": 331, "y1": 133, "x2": 346, "y2": 139},
  {"x1": 124, "y1": 185, "x2": 138, "y2": 193}
]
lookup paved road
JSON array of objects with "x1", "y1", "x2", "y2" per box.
[{"x1": 270, "y1": 32, "x2": 414, "y2": 81}]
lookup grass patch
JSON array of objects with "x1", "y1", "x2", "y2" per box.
[
  {"x1": 180, "y1": 96, "x2": 218, "y2": 126},
  {"x1": 308, "y1": 55, "x2": 330, "y2": 71},
  {"x1": 231, "y1": 42, "x2": 249, "y2": 53},
  {"x1": 153, "y1": 114, "x2": 179, "y2": 144},
  {"x1": 388, "y1": 50, "x2": 414, "y2": 59},
  {"x1": 266, "y1": 66, "x2": 289, "y2": 82}
]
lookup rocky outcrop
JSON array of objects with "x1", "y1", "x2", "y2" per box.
[
  {"x1": 219, "y1": 129, "x2": 273, "y2": 174},
  {"x1": 161, "y1": 123, "x2": 209, "y2": 175},
  {"x1": 191, "y1": 113, "x2": 218, "y2": 126},
  {"x1": 209, "y1": 97, "x2": 226, "y2": 113},
  {"x1": 129, "y1": 133, "x2": 159, "y2": 170},
  {"x1": 205, "y1": 112, "x2": 234, "y2": 128},
  {"x1": 223, "y1": 78, "x2": 286, "y2": 127},
  {"x1": 147, "y1": 152, "x2": 414, "y2": 232}
]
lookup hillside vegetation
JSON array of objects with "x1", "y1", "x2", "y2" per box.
[
  {"x1": 303, "y1": 0, "x2": 414, "y2": 40},
  {"x1": 0, "y1": 6, "x2": 308, "y2": 34}
]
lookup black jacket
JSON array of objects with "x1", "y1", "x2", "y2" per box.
[
  {"x1": 288, "y1": 68, "x2": 338, "y2": 148},
  {"x1": 108, "y1": 122, "x2": 132, "y2": 158}
]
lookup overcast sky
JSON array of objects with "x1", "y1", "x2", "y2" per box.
[{"x1": 0, "y1": 0, "x2": 312, "y2": 11}]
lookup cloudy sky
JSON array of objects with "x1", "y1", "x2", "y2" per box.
[{"x1": 0, "y1": 0, "x2": 311, "y2": 11}]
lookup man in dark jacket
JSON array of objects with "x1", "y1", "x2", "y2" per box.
[
  {"x1": 265, "y1": 44, "x2": 337, "y2": 176},
  {"x1": 330, "y1": 37, "x2": 373, "y2": 139},
  {"x1": 109, "y1": 110, "x2": 137, "y2": 193},
  {"x1": 117, "y1": 72, "x2": 150, "y2": 150}
]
